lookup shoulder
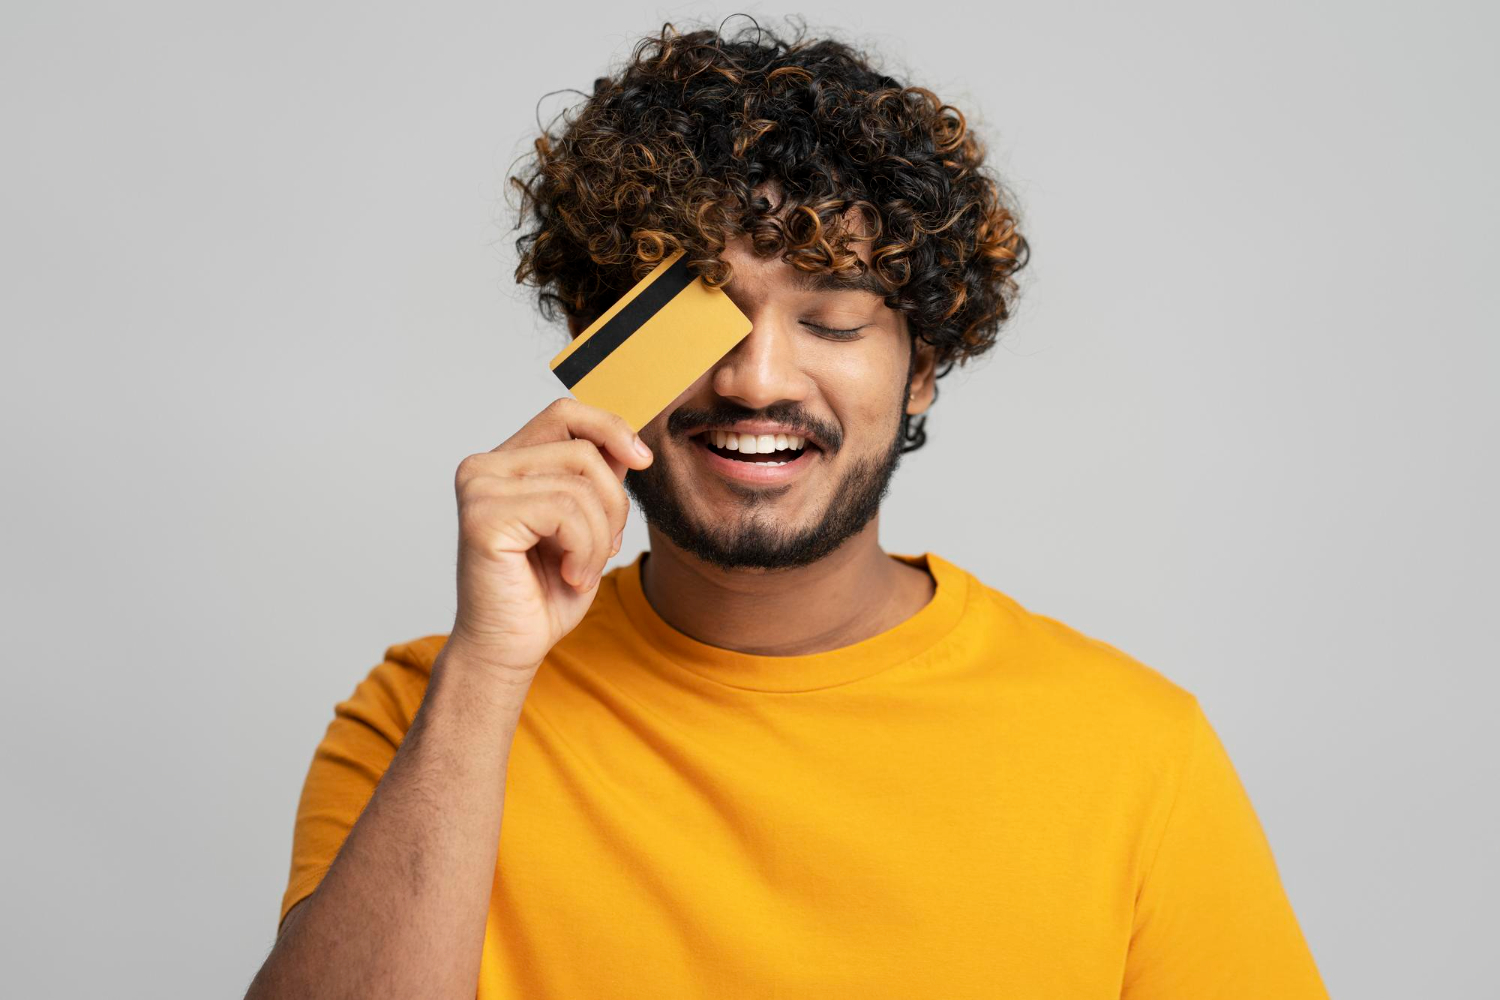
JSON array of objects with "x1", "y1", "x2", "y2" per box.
[
  {"x1": 937, "y1": 554, "x2": 1202, "y2": 744},
  {"x1": 326, "y1": 634, "x2": 450, "y2": 738},
  {"x1": 379, "y1": 633, "x2": 451, "y2": 676},
  {"x1": 365, "y1": 581, "x2": 632, "y2": 705}
]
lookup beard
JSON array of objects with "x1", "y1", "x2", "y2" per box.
[{"x1": 623, "y1": 378, "x2": 912, "y2": 572}]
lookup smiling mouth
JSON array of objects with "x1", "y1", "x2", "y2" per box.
[{"x1": 691, "y1": 430, "x2": 817, "y2": 467}]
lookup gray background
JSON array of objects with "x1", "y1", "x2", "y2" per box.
[{"x1": 2, "y1": 2, "x2": 1494, "y2": 996}]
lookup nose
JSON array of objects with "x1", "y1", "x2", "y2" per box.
[{"x1": 709, "y1": 314, "x2": 811, "y2": 411}]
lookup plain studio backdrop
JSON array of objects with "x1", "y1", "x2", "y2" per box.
[{"x1": 2, "y1": 2, "x2": 1495, "y2": 996}]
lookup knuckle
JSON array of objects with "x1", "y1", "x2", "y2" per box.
[
  {"x1": 560, "y1": 480, "x2": 604, "y2": 524},
  {"x1": 457, "y1": 496, "x2": 493, "y2": 535},
  {"x1": 454, "y1": 453, "x2": 482, "y2": 486},
  {"x1": 607, "y1": 486, "x2": 630, "y2": 521},
  {"x1": 546, "y1": 487, "x2": 582, "y2": 516},
  {"x1": 573, "y1": 441, "x2": 612, "y2": 480},
  {"x1": 578, "y1": 440, "x2": 616, "y2": 481},
  {"x1": 456, "y1": 473, "x2": 494, "y2": 504},
  {"x1": 470, "y1": 528, "x2": 506, "y2": 560}
]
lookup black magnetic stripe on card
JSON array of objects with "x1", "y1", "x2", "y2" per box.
[{"x1": 552, "y1": 254, "x2": 697, "y2": 389}]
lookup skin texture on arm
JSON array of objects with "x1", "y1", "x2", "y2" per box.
[
  {"x1": 245, "y1": 398, "x2": 650, "y2": 999},
  {"x1": 243, "y1": 651, "x2": 530, "y2": 1000},
  {"x1": 276, "y1": 897, "x2": 308, "y2": 942}
]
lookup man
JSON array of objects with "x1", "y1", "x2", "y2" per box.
[{"x1": 246, "y1": 20, "x2": 1329, "y2": 1000}]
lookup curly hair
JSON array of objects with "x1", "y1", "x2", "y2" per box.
[{"x1": 507, "y1": 15, "x2": 1030, "y2": 452}]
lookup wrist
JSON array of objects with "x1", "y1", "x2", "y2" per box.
[{"x1": 429, "y1": 643, "x2": 537, "y2": 718}]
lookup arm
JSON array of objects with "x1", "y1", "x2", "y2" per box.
[
  {"x1": 245, "y1": 399, "x2": 652, "y2": 1000},
  {"x1": 1120, "y1": 697, "x2": 1329, "y2": 999},
  {"x1": 244, "y1": 647, "x2": 528, "y2": 1000}
]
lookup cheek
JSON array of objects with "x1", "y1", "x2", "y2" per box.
[{"x1": 806, "y1": 344, "x2": 908, "y2": 429}]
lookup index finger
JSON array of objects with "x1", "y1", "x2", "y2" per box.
[{"x1": 498, "y1": 397, "x2": 653, "y2": 480}]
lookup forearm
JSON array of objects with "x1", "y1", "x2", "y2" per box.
[{"x1": 246, "y1": 647, "x2": 530, "y2": 1000}]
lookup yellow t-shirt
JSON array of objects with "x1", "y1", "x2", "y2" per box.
[{"x1": 280, "y1": 552, "x2": 1329, "y2": 998}]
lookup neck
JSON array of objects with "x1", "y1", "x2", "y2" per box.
[{"x1": 637, "y1": 517, "x2": 935, "y2": 656}]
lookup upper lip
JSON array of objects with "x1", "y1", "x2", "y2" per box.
[{"x1": 688, "y1": 421, "x2": 824, "y2": 450}]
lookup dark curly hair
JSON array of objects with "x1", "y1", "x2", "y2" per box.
[{"x1": 506, "y1": 15, "x2": 1030, "y2": 452}]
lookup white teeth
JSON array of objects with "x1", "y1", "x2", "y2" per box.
[
  {"x1": 704, "y1": 429, "x2": 809, "y2": 454},
  {"x1": 752, "y1": 460, "x2": 787, "y2": 466}
]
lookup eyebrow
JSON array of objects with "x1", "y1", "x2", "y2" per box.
[{"x1": 791, "y1": 267, "x2": 891, "y2": 298}]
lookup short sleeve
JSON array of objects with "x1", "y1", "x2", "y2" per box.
[
  {"x1": 1121, "y1": 697, "x2": 1330, "y2": 999},
  {"x1": 277, "y1": 642, "x2": 435, "y2": 930}
]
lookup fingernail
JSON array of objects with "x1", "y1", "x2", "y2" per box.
[{"x1": 633, "y1": 434, "x2": 651, "y2": 459}]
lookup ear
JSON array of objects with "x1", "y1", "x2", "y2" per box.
[
  {"x1": 905, "y1": 337, "x2": 939, "y2": 416},
  {"x1": 566, "y1": 313, "x2": 586, "y2": 339}
]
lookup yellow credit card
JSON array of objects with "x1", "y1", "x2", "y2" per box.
[{"x1": 548, "y1": 249, "x2": 752, "y2": 432}]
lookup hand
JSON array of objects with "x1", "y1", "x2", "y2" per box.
[{"x1": 444, "y1": 397, "x2": 652, "y2": 682}]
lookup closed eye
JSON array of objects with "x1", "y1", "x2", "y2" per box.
[{"x1": 802, "y1": 322, "x2": 865, "y2": 340}]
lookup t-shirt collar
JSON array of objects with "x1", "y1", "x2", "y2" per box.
[{"x1": 613, "y1": 549, "x2": 971, "y2": 693}]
